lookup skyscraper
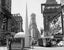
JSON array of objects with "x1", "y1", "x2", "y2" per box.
[
  {"x1": 0, "y1": 0, "x2": 11, "y2": 32},
  {"x1": 0, "y1": 0, "x2": 12, "y2": 46},
  {"x1": 1, "y1": 0, "x2": 11, "y2": 12},
  {"x1": 29, "y1": 13, "x2": 40, "y2": 41}
]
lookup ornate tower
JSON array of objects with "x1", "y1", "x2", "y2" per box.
[{"x1": 29, "y1": 13, "x2": 40, "y2": 41}]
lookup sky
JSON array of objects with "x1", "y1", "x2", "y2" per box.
[{"x1": 11, "y1": 0, "x2": 60, "y2": 32}]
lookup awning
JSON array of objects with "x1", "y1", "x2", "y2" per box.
[{"x1": 14, "y1": 32, "x2": 25, "y2": 38}]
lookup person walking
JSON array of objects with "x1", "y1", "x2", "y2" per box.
[{"x1": 30, "y1": 37, "x2": 34, "y2": 49}]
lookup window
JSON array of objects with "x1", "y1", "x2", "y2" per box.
[{"x1": 1, "y1": 0, "x2": 6, "y2": 6}]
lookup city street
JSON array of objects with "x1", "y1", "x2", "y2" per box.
[
  {"x1": 24, "y1": 46, "x2": 64, "y2": 50},
  {"x1": 0, "y1": 0, "x2": 64, "y2": 50},
  {"x1": 0, "y1": 46, "x2": 64, "y2": 50}
]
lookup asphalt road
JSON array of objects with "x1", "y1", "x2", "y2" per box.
[
  {"x1": 24, "y1": 46, "x2": 64, "y2": 50},
  {"x1": 0, "y1": 46, "x2": 64, "y2": 50}
]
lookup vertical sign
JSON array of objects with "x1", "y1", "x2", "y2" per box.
[
  {"x1": 61, "y1": 0, "x2": 64, "y2": 35},
  {"x1": 61, "y1": 0, "x2": 64, "y2": 13}
]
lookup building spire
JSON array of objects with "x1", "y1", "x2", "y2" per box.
[
  {"x1": 26, "y1": 3, "x2": 28, "y2": 27},
  {"x1": 25, "y1": 2, "x2": 30, "y2": 47}
]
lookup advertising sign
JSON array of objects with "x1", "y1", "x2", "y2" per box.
[
  {"x1": 50, "y1": 15, "x2": 62, "y2": 34},
  {"x1": 61, "y1": 0, "x2": 64, "y2": 13}
]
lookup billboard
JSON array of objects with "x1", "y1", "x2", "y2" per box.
[{"x1": 50, "y1": 15, "x2": 62, "y2": 35}]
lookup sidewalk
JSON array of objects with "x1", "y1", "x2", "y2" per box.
[
  {"x1": 24, "y1": 46, "x2": 39, "y2": 50},
  {"x1": 0, "y1": 47, "x2": 7, "y2": 50}
]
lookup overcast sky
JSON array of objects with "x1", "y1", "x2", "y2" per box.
[{"x1": 11, "y1": 0, "x2": 60, "y2": 32}]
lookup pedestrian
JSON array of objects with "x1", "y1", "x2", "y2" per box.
[
  {"x1": 30, "y1": 38, "x2": 34, "y2": 49},
  {"x1": 8, "y1": 39, "x2": 12, "y2": 50}
]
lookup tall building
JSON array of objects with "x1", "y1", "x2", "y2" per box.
[
  {"x1": 29, "y1": 13, "x2": 40, "y2": 41},
  {"x1": 0, "y1": 0, "x2": 17, "y2": 37},
  {"x1": 5, "y1": 0, "x2": 11, "y2": 12},
  {"x1": 0, "y1": 0, "x2": 11, "y2": 12},
  {"x1": 13, "y1": 14, "x2": 23, "y2": 32},
  {"x1": 0, "y1": 0, "x2": 11, "y2": 32},
  {"x1": 0, "y1": 0, "x2": 14, "y2": 46}
]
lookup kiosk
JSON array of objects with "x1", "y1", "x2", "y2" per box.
[{"x1": 11, "y1": 32, "x2": 25, "y2": 50}]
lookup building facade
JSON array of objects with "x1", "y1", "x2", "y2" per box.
[
  {"x1": 29, "y1": 13, "x2": 40, "y2": 41},
  {"x1": 13, "y1": 14, "x2": 23, "y2": 32},
  {"x1": 0, "y1": 0, "x2": 11, "y2": 12},
  {"x1": 0, "y1": 0, "x2": 11, "y2": 31},
  {"x1": 41, "y1": 0, "x2": 63, "y2": 36},
  {"x1": 0, "y1": 0, "x2": 17, "y2": 46}
]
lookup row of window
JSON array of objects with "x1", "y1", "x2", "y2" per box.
[{"x1": 45, "y1": 6, "x2": 60, "y2": 9}]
